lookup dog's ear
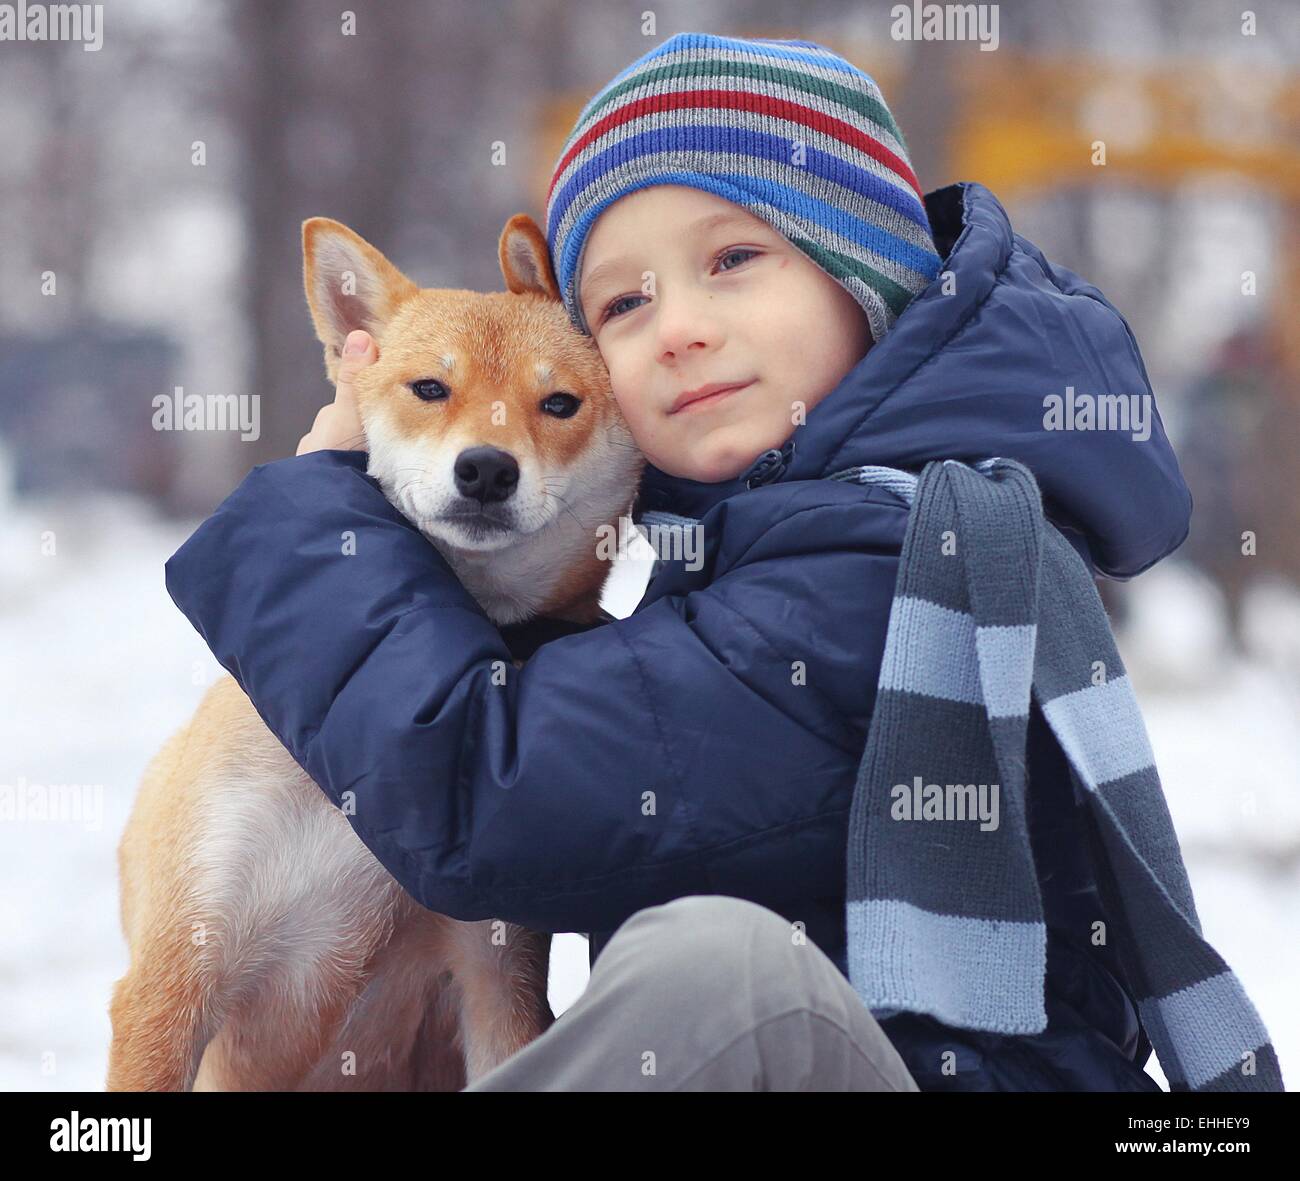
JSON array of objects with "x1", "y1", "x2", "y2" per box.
[
  {"x1": 499, "y1": 213, "x2": 561, "y2": 301},
  {"x1": 302, "y1": 217, "x2": 419, "y2": 382}
]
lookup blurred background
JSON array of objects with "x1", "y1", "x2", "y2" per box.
[{"x1": 1, "y1": 0, "x2": 1297, "y2": 1091}]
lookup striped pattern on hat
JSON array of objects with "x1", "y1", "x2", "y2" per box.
[{"x1": 545, "y1": 32, "x2": 944, "y2": 341}]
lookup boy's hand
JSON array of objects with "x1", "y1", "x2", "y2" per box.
[{"x1": 296, "y1": 329, "x2": 375, "y2": 456}]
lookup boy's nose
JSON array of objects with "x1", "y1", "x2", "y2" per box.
[
  {"x1": 454, "y1": 446, "x2": 520, "y2": 504},
  {"x1": 657, "y1": 318, "x2": 715, "y2": 361},
  {"x1": 655, "y1": 290, "x2": 721, "y2": 359}
]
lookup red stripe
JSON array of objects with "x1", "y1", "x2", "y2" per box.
[{"x1": 548, "y1": 89, "x2": 923, "y2": 204}]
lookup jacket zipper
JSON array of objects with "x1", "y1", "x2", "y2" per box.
[{"x1": 742, "y1": 438, "x2": 796, "y2": 489}]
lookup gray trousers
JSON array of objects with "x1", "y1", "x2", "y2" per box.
[{"x1": 463, "y1": 894, "x2": 921, "y2": 1092}]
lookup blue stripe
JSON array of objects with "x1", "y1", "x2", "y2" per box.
[
  {"x1": 1041, "y1": 674, "x2": 1156, "y2": 790},
  {"x1": 975, "y1": 624, "x2": 1036, "y2": 718},
  {"x1": 879, "y1": 596, "x2": 982, "y2": 705},
  {"x1": 846, "y1": 897, "x2": 1048, "y2": 1034},
  {"x1": 711, "y1": 171, "x2": 942, "y2": 274},
  {"x1": 1139, "y1": 973, "x2": 1275, "y2": 1090}
]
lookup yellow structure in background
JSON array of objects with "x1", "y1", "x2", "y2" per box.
[
  {"x1": 947, "y1": 52, "x2": 1300, "y2": 390},
  {"x1": 947, "y1": 53, "x2": 1300, "y2": 199}
]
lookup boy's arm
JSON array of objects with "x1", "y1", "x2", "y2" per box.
[{"x1": 164, "y1": 450, "x2": 899, "y2": 934}]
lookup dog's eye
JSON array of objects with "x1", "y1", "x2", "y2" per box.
[
  {"x1": 409, "y1": 378, "x2": 449, "y2": 402},
  {"x1": 540, "y1": 392, "x2": 581, "y2": 419}
]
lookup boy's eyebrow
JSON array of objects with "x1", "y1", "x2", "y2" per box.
[{"x1": 581, "y1": 209, "x2": 766, "y2": 304}]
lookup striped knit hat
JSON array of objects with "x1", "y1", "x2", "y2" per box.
[{"x1": 545, "y1": 31, "x2": 944, "y2": 343}]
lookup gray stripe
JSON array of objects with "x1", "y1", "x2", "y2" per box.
[
  {"x1": 1199, "y1": 1051, "x2": 1284, "y2": 1091},
  {"x1": 1089, "y1": 764, "x2": 1203, "y2": 942},
  {"x1": 948, "y1": 461, "x2": 1042, "y2": 628},
  {"x1": 1033, "y1": 526, "x2": 1125, "y2": 699},
  {"x1": 845, "y1": 281, "x2": 892, "y2": 342},
  {"x1": 854, "y1": 694, "x2": 1038, "y2": 916}
]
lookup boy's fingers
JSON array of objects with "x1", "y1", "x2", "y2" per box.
[{"x1": 335, "y1": 330, "x2": 376, "y2": 406}]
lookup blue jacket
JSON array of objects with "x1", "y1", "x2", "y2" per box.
[{"x1": 164, "y1": 181, "x2": 1191, "y2": 1092}]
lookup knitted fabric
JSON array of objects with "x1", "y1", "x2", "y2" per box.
[
  {"x1": 545, "y1": 31, "x2": 943, "y2": 341},
  {"x1": 839, "y1": 457, "x2": 1283, "y2": 1092}
]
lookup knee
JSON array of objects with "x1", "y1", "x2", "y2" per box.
[{"x1": 605, "y1": 894, "x2": 802, "y2": 982}]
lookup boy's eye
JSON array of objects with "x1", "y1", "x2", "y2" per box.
[
  {"x1": 540, "y1": 392, "x2": 582, "y2": 418},
  {"x1": 715, "y1": 247, "x2": 759, "y2": 272},
  {"x1": 598, "y1": 247, "x2": 760, "y2": 325},
  {"x1": 409, "y1": 378, "x2": 450, "y2": 402},
  {"x1": 601, "y1": 293, "x2": 647, "y2": 324}
]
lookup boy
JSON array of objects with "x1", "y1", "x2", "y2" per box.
[{"x1": 167, "y1": 33, "x2": 1197, "y2": 1090}]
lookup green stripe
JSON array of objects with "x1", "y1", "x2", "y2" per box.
[
  {"x1": 582, "y1": 56, "x2": 904, "y2": 148},
  {"x1": 786, "y1": 233, "x2": 923, "y2": 317}
]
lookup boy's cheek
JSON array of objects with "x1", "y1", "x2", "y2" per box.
[{"x1": 605, "y1": 359, "x2": 642, "y2": 410}]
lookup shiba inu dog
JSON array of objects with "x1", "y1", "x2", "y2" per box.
[{"x1": 107, "y1": 215, "x2": 643, "y2": 1091}]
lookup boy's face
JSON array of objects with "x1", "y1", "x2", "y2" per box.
[{"x1": 577, "y1": 184, "x2": 874, "y2": 483}]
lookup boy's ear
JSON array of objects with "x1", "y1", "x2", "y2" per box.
[
  {"x1": 499, "y1": 213, "x2": 561, "y2": 301},
  {"x1": 302, "y1": 217, "x2": 419, "y2": 383}
]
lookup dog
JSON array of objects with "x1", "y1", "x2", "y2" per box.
[{"x1": 107, "y1": 214, "x2": 644, "y2": 1090}]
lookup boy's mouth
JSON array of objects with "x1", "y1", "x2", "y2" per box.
[{"x1": 669, "y1": 379, "x2": 755, "y2": 415}]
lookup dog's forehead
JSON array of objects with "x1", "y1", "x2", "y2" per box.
[{"x1": 384, "y1": 290, "x2": 607, "y2": 387}]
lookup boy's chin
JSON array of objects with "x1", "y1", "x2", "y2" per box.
[{"x1": 659, "y1": 438, "x2": 784, "y2": 486}]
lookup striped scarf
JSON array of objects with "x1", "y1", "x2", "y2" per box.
[{"x1": 837, "y1": 457, "x2": 1283, "y2": 1092}]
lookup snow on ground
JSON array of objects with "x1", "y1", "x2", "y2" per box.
[{"x1": 1, "y1": 488, "x2": 1295, "y2": 1091}]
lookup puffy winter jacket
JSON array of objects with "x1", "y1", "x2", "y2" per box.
[{"x1": 164, "y1": 181, "x2": 1190, "y2": 1092}]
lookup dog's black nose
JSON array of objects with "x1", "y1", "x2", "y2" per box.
[{"x1": 453, "y1": 446, "x2": 520, "y2": 504}]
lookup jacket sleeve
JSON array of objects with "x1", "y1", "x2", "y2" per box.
[{"x1": 164, "y1": 449, "x2": 901, "y2": 934}]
